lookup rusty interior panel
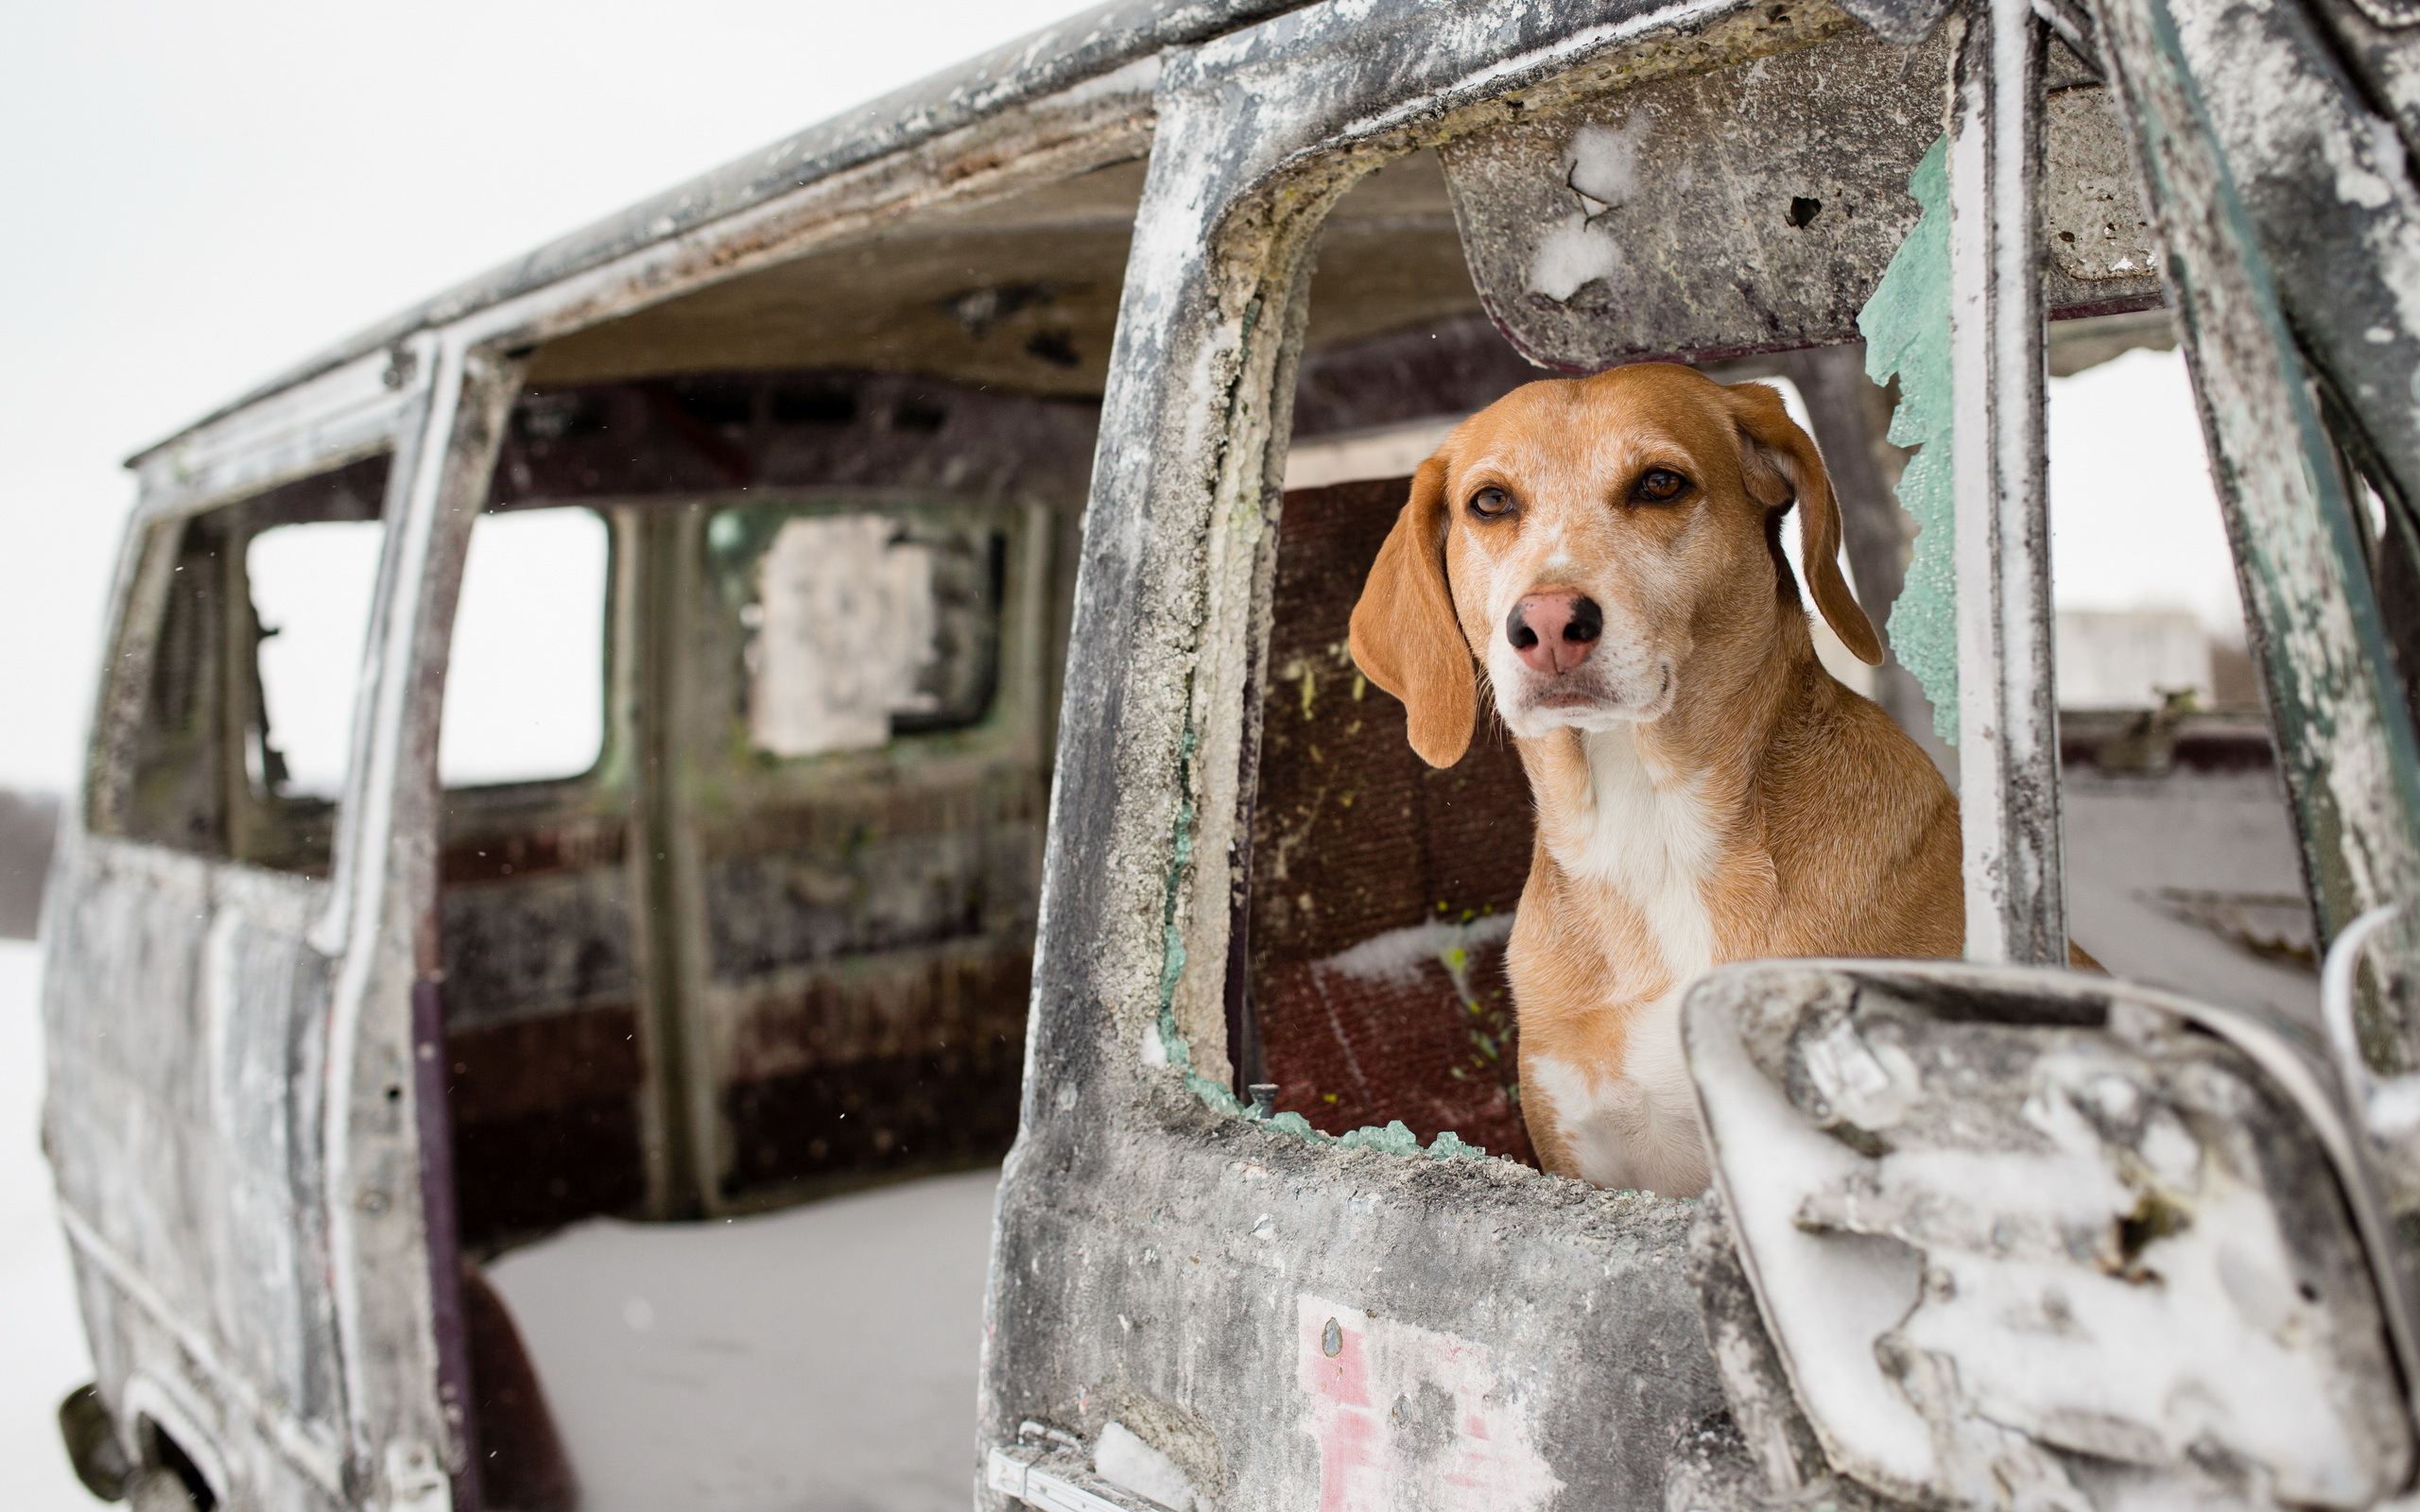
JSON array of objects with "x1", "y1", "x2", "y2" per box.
[
  {"x1": 440, "y1": 812, "x2": 643, "y2": 1246},
  {"x1": 1249, "y1": 475, "x2": 1541, "y2": 1165},
  {"x1": 441, "y1": 369, "x2": 1089, "y2": 1243},
  {"x1": 680, "y1": 482, "x2": 1058, "y2": 1209},
  {"x1": 521, "y1": 150, "x2": 1478, "y2": 396}
]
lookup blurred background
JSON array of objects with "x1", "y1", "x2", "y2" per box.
[{"x1": 0, "y1": 5, "x2": 2273, "y2": 1509}]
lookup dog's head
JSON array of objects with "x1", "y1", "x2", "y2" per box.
[{"x1": 1347, "y1": 362, "x2": 1880, "y2": 766}]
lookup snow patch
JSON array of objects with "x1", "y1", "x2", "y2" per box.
[
  {"x1": 1565, "y1": 117, "x2": 1650, "y2": 213},
  {"x1": 1528, "y1": 214, "x2": 1625, "y2": 303},
  {"x1": 1318, "y1": 913, "x2": 1513, "y2": 997},
  {"x1": 1095, "y1": 1420, "x2": 1198, "y2": 1511}
]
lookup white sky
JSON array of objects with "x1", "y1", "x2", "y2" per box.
[
  {"x1": 0, "y1": 0, "x2": 1089, "y2": 795},
  {"x1": 2048, "y1": 345, "x2": 2244, "y2": 637},
  {"x1": 0, "y1": 5, "x2": 2246, "y2": 795}
]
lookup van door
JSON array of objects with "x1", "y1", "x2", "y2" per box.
[{"x1": 47, "y1": 453, "x2": 389, "y2": 1510}]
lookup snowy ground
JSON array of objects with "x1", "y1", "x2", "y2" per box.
[
  {"x1": 488, "y1": 1171, "x2": 1002, "y2": 1512},
  {"x1": 0, "y1": 927, "x2": 1000, "y2": 1512},
  {"x1": 0, "y1": 940, "x2": 104, "y2": 1507},
  {"x1": 2063, "y1": 768, "x2": 2321, "y2": 1030}
]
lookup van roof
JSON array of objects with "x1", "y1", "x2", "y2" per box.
[{"x1": 137, "y1": 0, "x2": 1305, "y2": 465}]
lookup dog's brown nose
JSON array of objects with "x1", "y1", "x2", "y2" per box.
[{"x1": 1507, "y1": 593, "x2": 1602, "y2": 674}]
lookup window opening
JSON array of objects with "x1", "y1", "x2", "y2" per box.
[
  {"x1": 2048, "y1": 344, "x2": 2248, "y2": 712},
  {"x1": 248, "y1": 519, "x2": 383, "y2": 799},
  {"x1": 1227, "y1": 55, "x2": 2293, "y2": 1169},
  {"x1": 1239, "y1": 152, "x2": 1549, "y2": 1164},
  {"x1": 2040, "y1": 325, "x2": 2316, "y2": 1023},
  {"x1": 96, "y1": 453, "x2": 389, "y2": 872},
  {"x1": 441, "y1": 507, "x2": 610, "y2": 788}
]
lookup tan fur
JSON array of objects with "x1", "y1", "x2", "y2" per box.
[{"x1": 1347, "y1": 363, "x2": 1962, "y2": 1194}]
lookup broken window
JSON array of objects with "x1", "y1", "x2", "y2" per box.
[
  {"x1": 1225, "y1": 26, "x2": 2318, "y2": 1167},
  {"x1": 248, "y1": 518, "x2": 384, "y2": 798},
  {"x1": 94, "y1": 453, "x2": 389, "y2": 874}
]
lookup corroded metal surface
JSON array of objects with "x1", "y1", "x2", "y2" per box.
[
  {"x1": 42, "y1": 841, "x2": 349, "y2": 1503},
  {"x1": 2088, "y1": 0, "x2": 2420, "y2": 1069},
  {"x1": 1948, "y1": 1, "x2": 2066, "y2": 964},
  {"x1": 1687, "y1": 960, "x2": 2415, "y2": 1510},
  {"x1": 1440, "y1": 23, "x2": 2158, "y2": 374}
]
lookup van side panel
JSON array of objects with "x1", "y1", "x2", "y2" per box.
[{"x1": 43, "y1": 835, "x2": 349, "y2": 1501}]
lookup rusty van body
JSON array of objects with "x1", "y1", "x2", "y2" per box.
[{"x1": 43, "y1": 0, "x2": 2420, "y2": 1507}]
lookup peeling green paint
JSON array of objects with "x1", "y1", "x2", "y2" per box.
[
  {"x1": 1261, "y1": 1109, "x2": 1489, "y2": 1160},
  {"x1": 1858, "y1": 134, "x2": 1959, "y2": 746}
]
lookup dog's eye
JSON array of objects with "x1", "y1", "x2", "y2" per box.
[
  {"x1": 1633, "y1": 468, "x2": 1688, "y2": 503},
  {"x1": 1468, "y1": 486, "x2": 1514, "y2": 519}
]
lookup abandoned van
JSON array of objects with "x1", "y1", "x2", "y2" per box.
[{"x1": 43, "y1": 0, "x2": 2420, "y2": 1506}]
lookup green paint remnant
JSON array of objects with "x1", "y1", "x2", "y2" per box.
[
  {"x1": 1426, "y1": 1130, "x2": 1488, "y2": 1160},
  {"x1": 1243, "y1": 1108, "x2": 1488, "y2": 1160},
  {"x1": 1338, "y1": 1121, "x2": 1427, "y2": 1157},
  {"x1": 1858, "y1": 134, "x2": 1959, "y2": 746},
  {"x1": 1299, "y1": 667, "x2": 1318, "y2": 721}
]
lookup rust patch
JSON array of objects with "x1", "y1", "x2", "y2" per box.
[
  {"x1": 718, "y1": 947, "x2": 1030, "y2": 1199},
  {"x1": 446, "y1": 1006, "x2": 646, "y2": 1247},
  {"x1": 440, "y1": 819, "x2": 626, "y2": 886},
  {"x1": 723, "y1": 946, "x2": 1031, "y2": 1082}
]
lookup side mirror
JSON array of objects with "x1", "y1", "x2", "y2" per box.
[{"x1": 1682, "y1": 959, "x2": 2420, "y2": 1512}]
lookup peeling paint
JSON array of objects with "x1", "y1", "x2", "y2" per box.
[
  {"x1": 1858, "y1": 134, "x2": 1960, "y2": 746},
  {"x1": 1295, "y1": 1295, "x2": 1564, "y2": 1512}
]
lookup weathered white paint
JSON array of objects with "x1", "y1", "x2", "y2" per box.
[
  {"x1": 59, "y1": 1204, "x2": 346, "y2": 1494},
  {"x1": 1948, "y1": 0, "x2": 2066, "y2": 965},
  {"x1": 1294, "y1": 1294, "x2": 1563, "y2": 1512}
]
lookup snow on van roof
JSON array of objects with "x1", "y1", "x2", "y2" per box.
[{"x1": 138, "y1": 0, "x2": 1306, "y2": 462}]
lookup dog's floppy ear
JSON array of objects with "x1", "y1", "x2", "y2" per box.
[
  {"x1": 1350, "y1": 454, "x2": 1476, "y2": 767},
  {"x1": 1725, "y1": 381, "x2": 1883, "y2": 666}
]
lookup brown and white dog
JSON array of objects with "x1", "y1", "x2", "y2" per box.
[{"x1": 1347, "y1": 362, "x2": 1962, "y2": 1195}]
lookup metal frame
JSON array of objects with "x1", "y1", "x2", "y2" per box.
[
  {"x1": 1950, "y1": 0, "x2": 2066, "y2": 964},
  {"x1": 2087, "y1": 0, "x2": 2420, "y2": 1070}
]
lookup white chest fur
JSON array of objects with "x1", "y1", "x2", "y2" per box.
[
  {"x1": 1529, "y1": 999, "x2": 1709, "y2": 1195},
  {"x1": 1548, "y1": 725, "x2": 1720, "y2": 982},
  {"x1": 1530, "y1": 725, "x2": 1720, "y2": 1196}
]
